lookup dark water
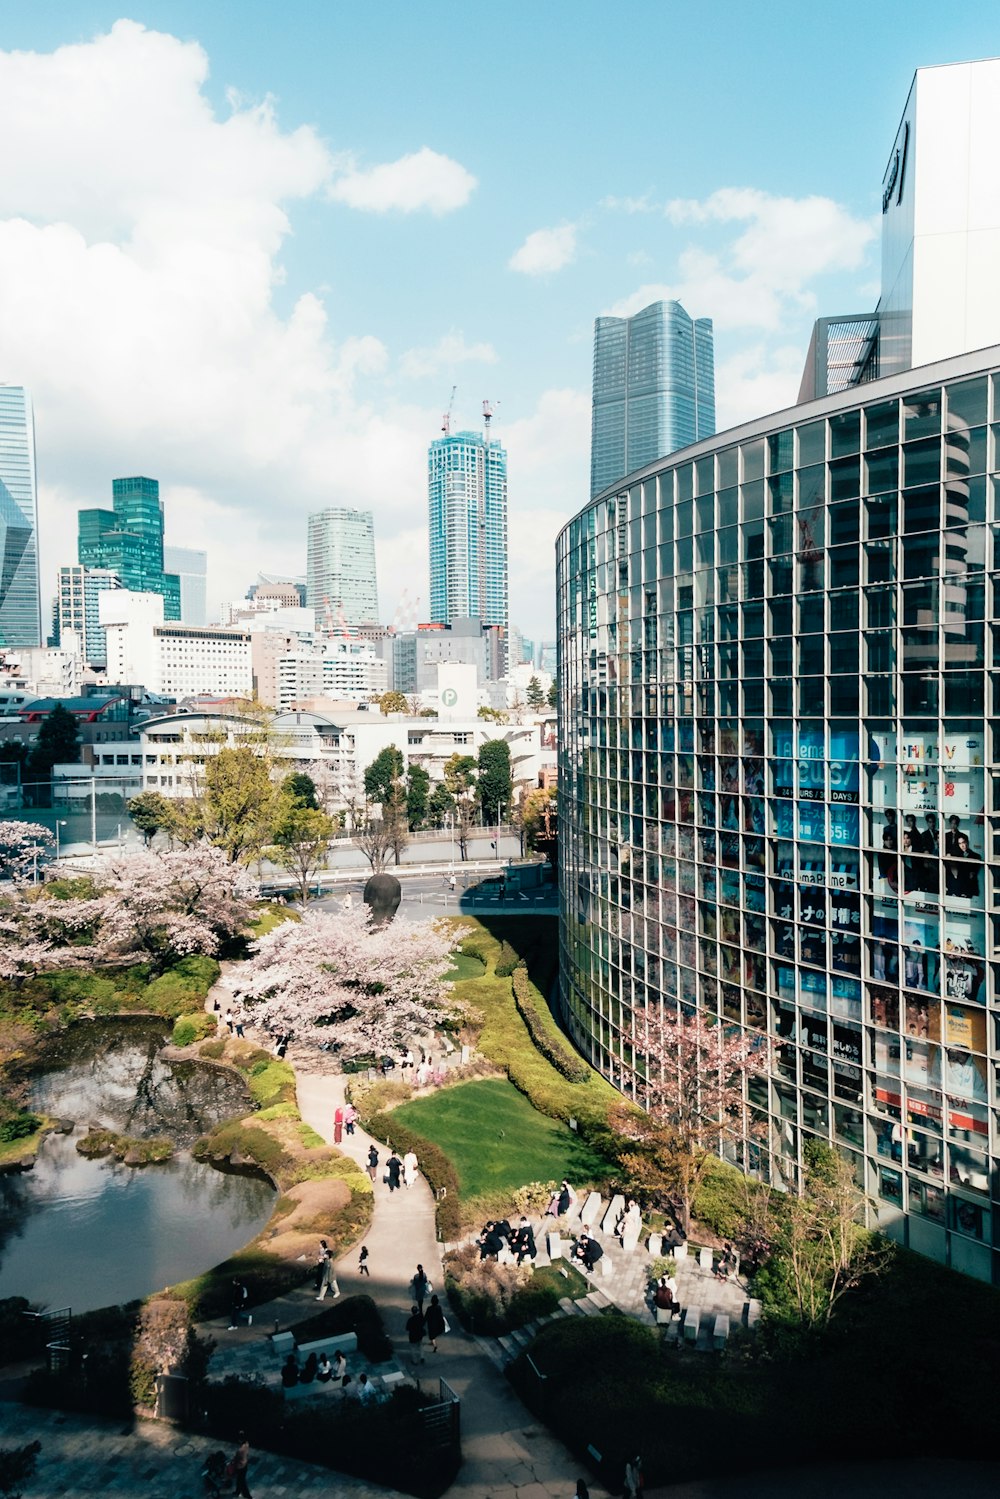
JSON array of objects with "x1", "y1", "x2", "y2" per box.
[{"x1": 0, "y1": 1022, "x2": 275, "y2": 1313}]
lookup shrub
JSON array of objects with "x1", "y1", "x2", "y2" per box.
[
  {"x1": 171, "y1": 1011, "x2": 217, "y2": 1048},
  {"x1": 143, "y1": 956, "x2": 221, "y2": 1018},
  {"x1": 0, "y1": 1104, "x2": 42, "y2": 1144},
  {"x1": 511, "y1": 964, "x2": 591, "y2": 1084},
  {"x1": 494, "y1": 939, "x2": 520, "y2": 977},
  {"x1": 243, "y1": 1058, "x2": 296, "y2": 1108},
  {"x1": 365, "y1": 1108, "x2": 462, "y2": 1240},
  {"x1": 346, "y1": 1076, "x2": 413, "y2": 1115},
  {"x1": 198, "y1": 1038, "x2": 226, "y2": 1059},
  {"x1": 692, "y1": 1155, "x2": 756, "y2": 1240}
]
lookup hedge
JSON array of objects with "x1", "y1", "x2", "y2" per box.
[
  {"x1": 511, "y1": 963, "x2": 591, "y2": 1084},
  {"x1": 364, "y1": 1108, "x2": 462, "y2": 1241},
  {"x1": 494, "y1": 939, "x2": 521, "y2": 977},
  {"x1": 171, "y1": 1010, "x2": 218, "y2": 1048}
]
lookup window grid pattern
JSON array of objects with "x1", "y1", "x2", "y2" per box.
[{"x1": 557, "y1": 368, "x2": 1000, "y2": 1284}]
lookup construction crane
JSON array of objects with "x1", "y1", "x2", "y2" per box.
[
  {"x1": 442, "y1": 384, "x2": 457, "y2": 436},
  {"x1": 482, "y1": 397, "x2": 497, "y2": 436}
]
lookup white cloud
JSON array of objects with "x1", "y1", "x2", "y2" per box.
[
  {"x1": 398, "y1": 332, "x2": 498, "y2": 381},
  {"x1": 0, "y1": 21, "x2": 464, "y2": 627},
  {"x1": 601, "y1": 193, "x2": 657, "y2": 215},
  {"x1": 328, "y1": 146, "x2": 476, "y2": 215},
  {"x1": 508, "y1": 224, "x2": 577, "y2": 276},
  {"x1": 714, "y1": 343, "x2": 807, "y2": 431}
]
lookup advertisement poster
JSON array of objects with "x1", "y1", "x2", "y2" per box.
[{"x1": 900, "y1": 732, "x2": 938, "y2": 811}]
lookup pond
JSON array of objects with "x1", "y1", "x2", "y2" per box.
[{"x1": 0, "y1": 1020, "x2": 276, "y2": 1313}]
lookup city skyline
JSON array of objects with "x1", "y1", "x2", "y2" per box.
[{"x1": 2, "y1": 5, "x2": 1000, "y2": 640}]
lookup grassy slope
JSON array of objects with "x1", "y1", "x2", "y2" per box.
[{"x1": 392, "y1": 1077, "x2": 610, "y2": 1197}]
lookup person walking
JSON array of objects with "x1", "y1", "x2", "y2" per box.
[
  {"x1": 230, "y1": 1431, "x2": 252, "y2": 1498},
  {"x1": 358, "y1": 1244, "x2": 370, "y2": 1277},
  {"x1": 386, "y1": 1150, "x2": 402, "y2": 1192},
  {"x1": 224, "y1": 1008, "x2": 235, "y2": 1034},
  {"x1": 333, "y1": 1106, "x2": 344, "y2": 1144},
  {"x1": 623, "y1": 1454, "x2": 643, "y2": 1499},
  {"x1": 405, "y1": 1303, "x2": 426, "y2": 1366},
  {"x1": 234, "y1": 1014, "x2": 245, "y2": 1039},
  {"x1": 344, "y1": 1103, "x2": 357, "y2": 1136},
  {"x1": 228, "y1": 1279, "x2": 250, "y2": 1330},
  {"x1": 411, "y1": 1263, "x2": 430, "y2": 1310},
  {"x1": 424, "y1": 1293, "x2": 447, "y2": 1352},
  {"x1": 403, "y1": 1148, "x2": 419, "y2": 1189},
  {"x1": 317, "y1": 1247, "x2": 340, "y2": 1301},
  {"x1": 367, "y1": 1144, "x2": 379, "y2": 1183}
]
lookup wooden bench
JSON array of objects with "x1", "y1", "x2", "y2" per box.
[{"x1": 713, "y1": 1313, "x2": 729, "y2": 1350}]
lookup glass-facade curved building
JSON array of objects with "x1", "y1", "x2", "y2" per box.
[{"x1": 556, "y1": 345, "x2": 1000, "y2": 1283}]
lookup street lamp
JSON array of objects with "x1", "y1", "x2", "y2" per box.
[
  {"x1": 496, "y1": 803, "x2": 505, "y2": 861},
  {"x1": 55, "y1": 819, "x2": 67, "y2": 861},
  {"x1": 445, "y1": 813, "x2": 455, "y2": 876}
]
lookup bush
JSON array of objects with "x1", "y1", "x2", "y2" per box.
[
  {"x1": 243, "y1": 1057, "x2": 296, "y2": 1108},
  {"x1": 171, "y1": 1010, "x2": 217, "y2": 1048},
  {"x1": 0, "y1": 1104, "x2": 42, "y2": 1144},
  {"x1": 511, "y1": 964, "x2": 591, "y2": 1084},
  {"x1": 199, "y1": 1038, "x2": 227, "y2": 1059},
  {"x1": 346, "y1": 1076, "x2": 413, "y2": 1115},
  {"x1": 143, "y1": 955, "x2": 220, "y2": 1017},
  {"x1": 692, "y1": 1155, "x2": 755, "y2": 1240},
  {"x1": 364, "y1": 1109, "x2": 462, "y2": 1240},
  {"x1": 494, "y1": 939, "x2": 520, "y2": 977}
]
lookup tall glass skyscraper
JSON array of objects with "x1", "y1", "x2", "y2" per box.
[
  {"x1": 428, "y1": 430, "x2": 508, "y2": 641},
  {"x1": 591, "y1": 301, "x2": 715, "y2": 499},
  {"x1": 164, "y1": 546, "x2": 208, "y2": 626},
  {"x1": 78, "y1": 476, "x2": 180, "y2": 619},
  {"x1": 306, "y1": 507, "x2": 379, "y2": 630},
  {"x1": 558, "y1": 343, "x2": 1000, "y2": 1285},
  {"x1": 0, "y1": 385, "x2": 42, "y2": 648}
]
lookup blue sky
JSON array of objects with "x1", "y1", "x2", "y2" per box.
[{"x1": 3, "y1": 2, "x2": 999, "y2": 639}]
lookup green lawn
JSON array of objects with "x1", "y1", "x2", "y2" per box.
[
  {"x1": 391, "y1": 1077, "x2": 611, "y2": 1197},
  {"x1": 444, "y1": 951, "x2": 486, "y2": 982}
]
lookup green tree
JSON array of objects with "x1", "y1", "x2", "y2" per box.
[
  {"x1": 477, "y1": 738, "x2": 513, "y2": 824},
  {"x1": 522, "y1": 784, "x2": 557, "y2": 854},
  {"x1": 525, "y1": 675, "x2": 545, "y2": 708},
  {"x1": 26, "y1": 705, "x2": 80, "y2": 804},
  {"x1": 377, "y1": 690, "x2": 410, "y2": 715},
  {"x1": 201, "y1": 746, "x2": 281, "y2": 863},
  {"x1": 443, "y1": 752, "x2": 478, "y2": 860},
  {"x1": 406, "y1": 763, "x2": 430, "y2": 830},
  {"x1": 427, "y1": 782, "x2": 455, "y2": 828},
  {"x1": 127, "y1": 790, "x2": 172, "y2": 847},
  {"x1": 281, "y1": 771, "x2": 319, "y2": 809},
  {"x1": 364, "y1": 746, "x2": 405, "y2": 805},
  {"x1": 270, "y1": 802, "x2": 336, "y2": 902},
  {"x1": 547, "y1": 681, "x2": 558, "y2": 708},
  {"x1": 477, "y1": 705, "x2": 509, "y2": 724}
]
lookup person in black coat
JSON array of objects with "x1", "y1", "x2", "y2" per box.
[
  {"x1": 405, "y1": 1304, "x2": 426, "y2": 1366},
  {"x1": 478, "y1": 1225, "x2": 504, "y2": 1260},
  {"x1": 424, "y1": 1294, "x2": 447, "y2": 1352},
  {"x1": 386, "y1": 1151, "x2": 402, "y2": 1191},
  {"x1": 514, "y1": 1216, "x2": 536, "y2": 1264},
  {"x1": 557, "y1": 1181, "x2": 572, "y2": 1216}
]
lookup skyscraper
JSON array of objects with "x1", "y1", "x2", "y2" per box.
[
  {"x1": 590, "y1": 300, "x2": 715, "y2": 498},
  {"x1": 78, "y1": 476, "x2": 181, "y2": 619},
  {"x1": 0, "y1": 385, "x2": 42, "y2": 648},
  {"x1": 164, "y1": 546, "x2": 208, "y2": 626},
  {"x1": 306, "y1": 508, "x2": 379, "y2": 631},
  {"x1": 428, "y1": 428, "x2": 508, "y2": 643},
  {"x1": 57, "y1": 565, "x2": 121, "y2": 668}
]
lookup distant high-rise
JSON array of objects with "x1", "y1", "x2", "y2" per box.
[
  {"x1": 0, "y1": 385, "x2": 42, "y2": 647},
  {"x1": 590, "y1": 300, "x2": 715, "y2": 498},
  {"x1": 428, "y1": 428, "x2": 508, "y2": 645},
  {"x1": 78, "y1": 476, "x2": 180, "y2": 619},
  {"x1": 306, "y1": 508, "x2": 379, "y2": 631},
  {"x1": 57, "y1": 565, "x2": 121, "y2": 668},
  {"x1": 164, "y1": 545, "x2": 208, "y2": 626}
]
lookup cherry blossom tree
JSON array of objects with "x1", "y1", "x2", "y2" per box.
[
  {"x1": 230, "y1": 903, "x2": 458, "y2": 1056},
  {"x1": 0, "y1": 821, "x2": 53, "y2": 883},
  {"x1": 620, "y1": 1007, "x2": 775, "y2": 1233},
  {"x1": 93, "y1": 844, "x2": 259, "y2": 971}
]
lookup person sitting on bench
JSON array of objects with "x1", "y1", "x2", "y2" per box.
[{"x1": 575, "y1": 1234, "x2": 603, "y2": 1272}]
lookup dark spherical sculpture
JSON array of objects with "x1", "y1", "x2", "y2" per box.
[{"x1": 363, "y1": 872, "x2": 401, "y2": 927}]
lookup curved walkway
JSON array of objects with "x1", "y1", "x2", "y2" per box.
[{"x1": 295, "y1": 1058, "x2": 610, "y2": 1499}]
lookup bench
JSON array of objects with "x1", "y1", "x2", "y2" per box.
[
  {"x1": 713, "y1": 1313, "x2": 729, "y2": 1350},
  {"x1": 746, "y1": 1300, "x2": 761, "y2": 1330},
  {"x1": 682, "y1": 1308, "x2": 701, "y2": 1344},
  {"x1": 284, "y1": 1377, "x2": 339, "y2": 1401},
  {"x1": 621, "y1": 1220, "x2": 641, "y2": 1254},
  {"x1": 698, "y1": 1247, "x2": 713, "y2": 1273},
  {"x1": 598, "y1": 1254, "x2": 613, "y2": 1280},
  {"x1": 655, "y1": 1304, "x2": 677, "y2": 1326},
  {"x1": 547, "y1": 1231, "x2": 564, "y2": 1260},
  {"x1": 673, "y1": 1241, "x2": 688, "y2": 1263},
  {"x1": 271, "y1": 1331, "x2": 295, "y2": 1356},
  {"x1": 296, "y1": 1332, "x2": 358, "y2": 1359},
  {"x1": 647, "y1": 1232, "x2": 662, "y2": 1257},
  {"x1": 579, "y1": 1191, "x2": 603, "y2": 1228},
  {"x1": 602, "y1": 1194, "x2": 625, "y2": 1234}
]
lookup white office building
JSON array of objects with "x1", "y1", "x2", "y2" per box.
[{"x1": 101, "y1": 590, "x2": 252, "y2": 698}]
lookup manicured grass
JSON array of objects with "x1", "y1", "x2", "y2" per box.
[
  {"x1": 445, "y1": 951, "x2": 486, "y2": 982},
  {"x1": 391, "y1": 1077, "x2": 611, "y2": 1197}
]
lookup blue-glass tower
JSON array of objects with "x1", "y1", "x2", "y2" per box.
[
  {"x1": 0, "y1": 385, "x2": 42, "y2": 648},
  {"x1": 428, "y1": 428, "x2": 508, "y2": 640},
  {"x1": 78, "y1": 476, "x2": 180, "y2": 620},
  {"x1": 591, "y1": 300, "x2": 715, "y2": 499}
]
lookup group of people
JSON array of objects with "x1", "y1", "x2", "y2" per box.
[
  {"x1": 332, "y1": 1104, "x2": 358, "y2": 1142},
  {"x1": 405, "y1": 1282, "x2": 448, "y2": 1362},
  {"x1": 652, "y1": 1271, "x2": 680, "y2": 1319},
  {"x1": 365, "y1": 1144, "x2": 419, "y2": 1191},
  {"x1": 879, "y1": 811, "x2": 982, "y2": 898},
  {"x1": 571, "y1": 1233, "x2": 604, "y2": 1273},
  {"x1": 477, "y1": 1216, "x2": 537, "y2": 1264},
  {"x1": 281, "y1": 1349, "x2": 379, "y2": 1404}
]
